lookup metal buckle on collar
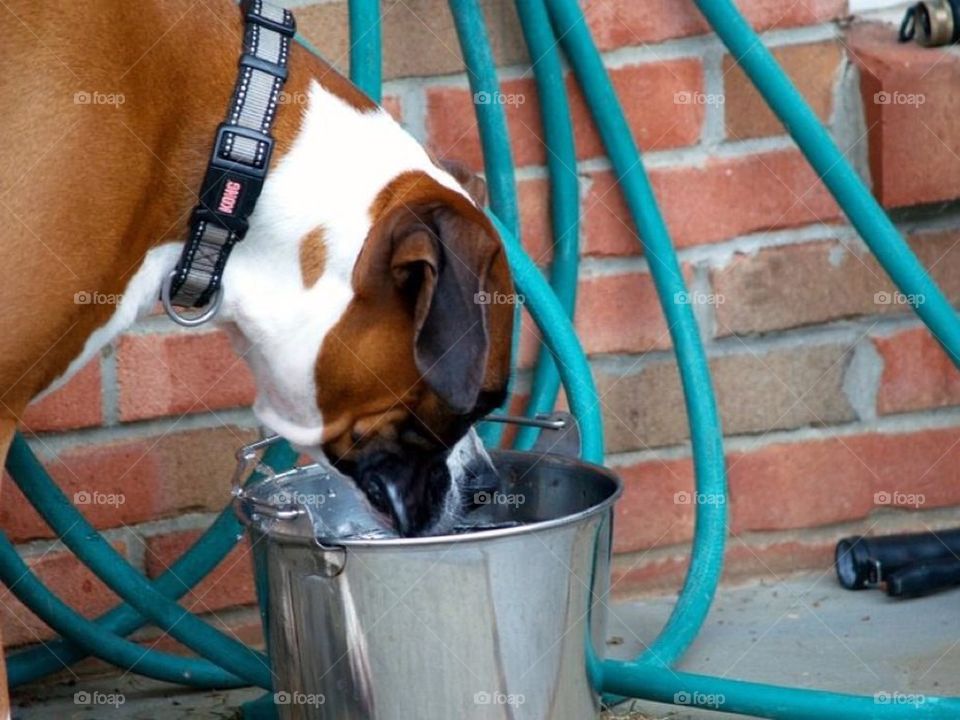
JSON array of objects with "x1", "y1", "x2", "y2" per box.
[
  {"x1": 244, "y1": 0, "x2": 296, "y2": 37},
  {"x1": 239, "y1": 52, "x2": 289, "y2": 82},
  {"x1": 194, "y1": 124, "x2": 274, "y2": 237}
]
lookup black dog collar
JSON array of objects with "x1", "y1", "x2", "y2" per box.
[{"x1": 162, "y1": 0, "x2": 295, "y2": 326}]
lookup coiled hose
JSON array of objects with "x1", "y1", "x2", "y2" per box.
[{"x1": 4, "y1": 1, "x2": 960, "y2": 718}]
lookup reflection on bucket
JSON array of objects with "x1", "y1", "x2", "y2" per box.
[{"x1": 235, "y1": 445, "x2": 621, "y2": 720}]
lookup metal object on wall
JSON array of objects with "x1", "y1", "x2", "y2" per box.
[
  {"x1": 236, "y1": 450, "x2": 621, "y2": 720},
  {"x1": 900, "y1": 1, "x2": 960, "y2": 46}
]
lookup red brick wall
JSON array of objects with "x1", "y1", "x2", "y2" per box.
[{"x1": 7, "y1": 0, "x2": 960, "y2": 652}]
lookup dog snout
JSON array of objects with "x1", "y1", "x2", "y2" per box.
[{"x1": 334, "y1": 444, "x2": 452, "y2": 537}]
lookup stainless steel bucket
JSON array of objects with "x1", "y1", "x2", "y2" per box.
[{"x1": 234, "y1": 436, "x2": 621, "y2": 720}]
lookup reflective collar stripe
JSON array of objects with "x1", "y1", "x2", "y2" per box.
[{"x1": 167, "y1": 0, "x2": 295, "y2": 310}]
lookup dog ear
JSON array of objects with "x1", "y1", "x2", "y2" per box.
[
  {"x1": 440, "y1": 159, "x2": 487, "y2": 207},
  {"x1": 377, "y1": 203, "x2": 510, "y2": 416}
]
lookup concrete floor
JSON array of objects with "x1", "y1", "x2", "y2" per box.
[
  {"x1": 11, "y1": 570, "x2": 960, "y2": 719},
  {"x1": 603, "y1": 568, "x2": 960, "y2": 719}
]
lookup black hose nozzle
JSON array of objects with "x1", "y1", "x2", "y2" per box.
[
  {"x1": 886, "y1": 557, "x2": 960, "y2": 598},
  {"x1": 835, "y1": 528, "x2": 960, "y2": 591}
]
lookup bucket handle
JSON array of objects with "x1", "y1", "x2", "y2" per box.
[
  {"x1": 485, "y1": 412, "x2": 582, "y2": 459},
  {"x1": 231, "y1": 434, "x2": 304, "y2": 521}
]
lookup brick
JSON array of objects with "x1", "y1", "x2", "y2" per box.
[
  {"x1": 517, "y1": 176, "x2": 554, "y2": 264},
  {"x1": 381, "y1": 95, "x2": 402, "y2": 124},
  {"x1": 574, "y1": 272, "x2": 677, "y2": 356},
  {"x1": 597, "y1": 343, "x2": 854, "y2": 454},
  {"x1": 713, "y1": 230, "x2": 960, "y2": 335},
  {"x1": 144, "y1": 529, "x2": 256, "y2": 613},
  {"x1": 134, "y1": 609, "x2": 264, "y2": 656},
  {"x1": 293, "y1": 0, "x2": 528, "y2": 80},
  {"x1": 728, "y1": 426, "x2": 960, "y2": 532},
  {"x1": 21, "y1": 359, "x2": 102, "y2": 433},
  {"x1": 293, "y1": 0, "x2": 846, "y2": 74},
  {"x1": 873, "y1": 327, "x2": 960, "y2": 415},
  {"x1": 611, "y1": 539, "x2": 836, "y2": 597},
  {"x1": 426, "y1": 59, "x2": 704, "y2": 170},
  {"x1": 0, "y1": 426, "x2": 257, "y2": 542},
  {"x1": 583, "y1": 0, "x2": 847, "y2": 51},
  {"x1": 849, "y1": 22, "x2": 960, "y2": 207},
  {"x1": 724, "y1": 42, "x2": 842, "y2": 140},
  {"x1": 583, "y1": 150, "x2": 842, "y2": 254},
  {"x1": 613, "y1": 458, "x2": 696, "y2": 553},
  {"x1": 116, "y1": 330, "x2": 255, "y2": 422},
  {"x1": 1, "y1": 544, "x2": 123, "y2": 648},
  {"x1": 516, "y1": 312, "x2": 542, "y2": 371}
]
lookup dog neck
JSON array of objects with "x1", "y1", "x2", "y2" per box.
[
  {"x1": 218, "y1": 80, "x2": 470, "y2": 446},
  {"x1": 31, "y1": 0, "x2": 468, "y2": 439}
]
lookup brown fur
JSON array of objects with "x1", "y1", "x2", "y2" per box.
[
  {"x1": 0, "y1": 8, "x2": 375, "y2": 709},
  {"x1": 315, "y1": 170, "x2": 513, "y2": 459},
  {"x1": 1, "y1": 0, "x2": 513, "y2": 633},
  {"x1": 0, "y1": 0, "x2": 370, "y2": 428},
  {"x1": 299, "y1": 227, "x2": 328, "y2": 288}
]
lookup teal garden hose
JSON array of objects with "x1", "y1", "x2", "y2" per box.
[
  {"x1": 694, "y1": 0, "x2": 960, "y2": 366},
  {"x1": 544, "y1": 0, "x2": 728, "y2": 668},
  {"x1": 0, "y1": 528, "x2": 245, "y2": 689},
  {"x1": 511, "y1": 0, "x2": 581, "y2": 452},
  {"x1": 4, "y1": 437, "x2": 298, "y2": 687},
  {"x1": 347, "y1": 0, "x2": 381, "y2": 104},
  {"x1": 3, "y1": 1, "x2": 960, "y2": 718},
  {"x1": 4, "y1": 434, "x2": 278, "y2": 690},
  {"x1": 447, "y1": 0, "x2": 522, "y2": 450}
]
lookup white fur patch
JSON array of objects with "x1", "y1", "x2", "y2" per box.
[
  {"x1": 219, "y1": 80, "x2": 473, "y2": 446},
  {"x1": 41, "y1": 80, "x2": 474, "y2": 456},
  {"x1": 36, "y1": 243, "x2": 182, "y2": 400}
]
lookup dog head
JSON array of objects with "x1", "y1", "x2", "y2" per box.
[
  {"x1": 223, "y1": 83, "x2": 513, "y2": 536},
  {"x1": 313, "y1": 165, "x2": 513, "y2": 535}
]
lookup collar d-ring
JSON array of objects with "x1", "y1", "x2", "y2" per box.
[{"x1": 161, "y1": 270, "x2": 224, "y2": 327}]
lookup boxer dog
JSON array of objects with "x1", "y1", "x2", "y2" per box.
[{"x1": 0, "y1": 0, "x2": 513, "y2": 540}]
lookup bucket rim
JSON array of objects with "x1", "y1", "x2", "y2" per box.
[{"x1": 240, "y1": 449, "x2": 622, "y2": 548}]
